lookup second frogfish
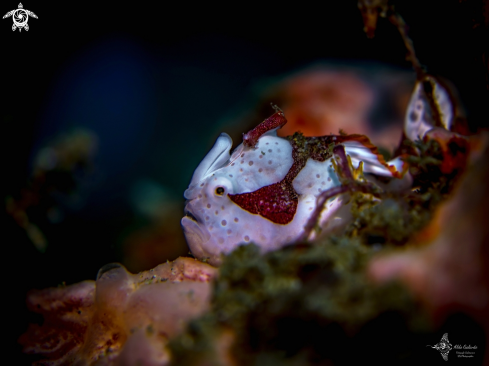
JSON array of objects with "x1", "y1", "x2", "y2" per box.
[{"x1": 182, "y1": 77, "x2": 461, "y2": 265}]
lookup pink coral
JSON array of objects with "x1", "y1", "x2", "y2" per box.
[{"x1": 19, "y1": 258, "x2": 217, "y2": 366}]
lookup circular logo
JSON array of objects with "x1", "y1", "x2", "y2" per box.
[{"x1": 12, "y1": 9, "x2": 28, "y2": 27}]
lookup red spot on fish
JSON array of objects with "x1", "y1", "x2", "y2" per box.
[
  {"x1": 229, "y1": 132, "x2": 308, "y2": 224},
  {"x1": 228, "y1": 181, "x2": 298, "y2": 224},
  {"x1": 231, "y1": 112, "x2": 406, "y2": 224}
]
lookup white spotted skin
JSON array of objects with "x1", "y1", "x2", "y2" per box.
[
  {"x1": 404, "y1": 77, "x2": 453, "y2": 141},
  {"x1": 293, "y1": 158, "x2": 340, "y2": 195},
  {"x1": 182, "y1": 131, "x2": 349, "y2": 266},
  {"x1": 184, "y1": 133, "x2": 293, "y2": 200},
  {"x1": 183, "y1": 189, "x2": 314, "y2": 266},
  {"x1": 293, "y1": 158, "x2": 348, "y2": 240},
  {"x1": 183, "y1": 132, "x2": 304, "y2": 266},
  {"x1": 225, "y1": 134, "x2": 294, "y2": 193}
]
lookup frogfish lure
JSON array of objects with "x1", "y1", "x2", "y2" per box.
[{"x1": 181, "y1": 110, "x2": 409, "y2": 265}]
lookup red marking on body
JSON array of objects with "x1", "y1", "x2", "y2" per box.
[
  {"x1": 229, "y1": 132, "x2": 309, "y2": 225},
  {"x1": 243, "y1": 111, "x2": 287, "y2": 147},
  {"x1": 228, "y1": 181, "x2": 298, "y2": 224},
  {"x1": 231, "y1": 113, "x2": 406, "y2": 224}
]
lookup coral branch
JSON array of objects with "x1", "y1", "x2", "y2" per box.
[{"x1": 387, "y1": 11, "x2": 425, "y2": 79}]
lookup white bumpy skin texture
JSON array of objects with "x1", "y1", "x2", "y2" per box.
[{"x1": 182, "y1": 110, "x2": 408, "y2": 266}]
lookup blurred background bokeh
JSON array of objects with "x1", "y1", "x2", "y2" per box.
[{"x1": 3, "y1": 0, "x2": 488, "y2": 363}]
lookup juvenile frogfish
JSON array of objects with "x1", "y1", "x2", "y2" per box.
[{"x1": 182, "y1": 110, "x2": 407, "y2": 265}]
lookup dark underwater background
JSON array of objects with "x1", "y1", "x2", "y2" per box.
[{"x1": 3, "y1": 1, "x2": 488, "y2": 364}]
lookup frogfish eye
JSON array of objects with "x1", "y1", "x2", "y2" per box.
[{"x1": 215, "y1": 187, "x2": 225, "y2": 196}]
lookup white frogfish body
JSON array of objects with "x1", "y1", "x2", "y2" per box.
[
  {"x1": 181, "y1": 111, "x2": 407, "y2": 265},
  {"x1": 404, "y1": 75, "x2": 454, "y2": 141}
]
